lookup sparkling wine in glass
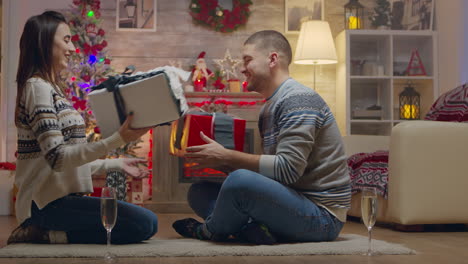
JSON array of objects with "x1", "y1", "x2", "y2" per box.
[
  {"x1": 101, "y1": 187, "x2": 118, "y2": 260},
  {"x1": 361, "y1": 187, "x2": 378, "y2": 256}
]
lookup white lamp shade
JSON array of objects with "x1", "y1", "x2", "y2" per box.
[{"x1": 294, "y1": 20, "x2": 337, "y2": 65}]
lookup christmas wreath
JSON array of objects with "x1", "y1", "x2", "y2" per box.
[{"x1": 189, "y1": 0, "x2": 252, "y2": 33}]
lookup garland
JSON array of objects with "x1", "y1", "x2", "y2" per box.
[
  {"x1": 189, "y1": 0, "x2": 252, "y2": 33},
  {"x1": 189, "y1": 99, "x2": 266, "y2": 107}
]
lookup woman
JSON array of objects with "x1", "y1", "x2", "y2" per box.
[{"x1": 7, "y1": 11, "x2": 157, "y2": 244}]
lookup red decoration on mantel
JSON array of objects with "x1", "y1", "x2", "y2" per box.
[{"x1": 188, "y1": 99, "x2": 265, "y2": 108}]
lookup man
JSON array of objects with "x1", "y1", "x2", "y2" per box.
[{"x1": 173, "y1": 30, "x2": 350, "y2": 244}]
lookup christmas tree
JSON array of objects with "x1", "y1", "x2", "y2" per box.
[
  {"x1": 62, "y1": 0, "x2": 140, "y2": 158},
  {"x1": 62, "y1": 0, "x2": 148, "y2": 202},
  {"x1": 369, "y1": 0, "x2": 392, "y2": 28}
]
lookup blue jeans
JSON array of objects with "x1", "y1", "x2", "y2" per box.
[
  {"x1": 24, "y1": 195, "x2": 158, "y2": 244},
  {"x1": 187, "y1": 169, "x2": 344, "y2": 242}
]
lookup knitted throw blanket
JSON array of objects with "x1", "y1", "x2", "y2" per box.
[
  {"x1": 425, "y1": 83, "x2": 468, "y2": 122},
  {"x1": 347, "y1": 150, "x2": 389, "y2": 198}
]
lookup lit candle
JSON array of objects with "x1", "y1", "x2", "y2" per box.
[
  {"x1": 242, "y1": 81, "x2": 248, "y2": 92},
  {"x1": 348, "y1": 16, "x2": 361, "y2": 29},
  {"x1": 401, "y1": 104, "x2": 418, "y2": 119},
  {"x1": 194, "y1": 79, "x2": 204, "y2": 92}
]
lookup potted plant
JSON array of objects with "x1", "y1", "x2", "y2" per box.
[{"x1": 369, "y1": 0, "x2": 392, "y2": 29}]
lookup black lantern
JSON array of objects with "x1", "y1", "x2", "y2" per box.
[
  {"x1": 344, "y1": 0, "x2": 364, "y2": 29},
  {"x1": 399, "y1": 84, "x2": 420, "y2": 120},
  {"x1": 125, "y1": 0, "x2": 136, "y2": 18}
]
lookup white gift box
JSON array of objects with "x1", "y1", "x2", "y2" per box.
[{"x1": 88, "y1": 73, "x2": 182, "y2": 138}]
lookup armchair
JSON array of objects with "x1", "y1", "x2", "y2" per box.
[{"x1": 343, "y1": 120, "x2": 468, "y2": 225}]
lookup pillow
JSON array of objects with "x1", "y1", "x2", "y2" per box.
[{"x1": 424, "y1": 83, "x2": 468, "y2": 122}]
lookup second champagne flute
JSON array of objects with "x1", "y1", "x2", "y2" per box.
[
  {"x1": 101, "y1": 186, "x2": 118, "y2": 260},
  {"x1": 361, "y1": 187, "x2": 378, "y2": 256}
]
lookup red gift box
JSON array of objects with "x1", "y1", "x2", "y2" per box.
[{"x1": 169, "y1": 112, "x2": 246, "y2": 157}]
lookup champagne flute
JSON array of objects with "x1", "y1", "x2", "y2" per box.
[
  {"x1": 361, "y1": 187, "x2": 378, "y2": 256},
  {"x1": 101, "y1": 187, "x2": 118, "y2": 260}
]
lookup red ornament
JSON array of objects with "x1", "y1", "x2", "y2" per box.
[
  {"x1": 101, "y1": 40, "x2": 107, "y2": 48},
  {"x1": 82, "y1": 75, "x2": 91, "y2": 82},
  {"x1": 98, "y1": 29, "x2": 105, "y2": 36},
  {"x1": 72, "y1": 96, "x2": 87, "y2": 111},
  {"x1": 94, "y1": 10, "x2": 101, "y2": 19},
  {"x1": 83, "y1": 43, "x2": 98, "y2": 55},
  {"x1": 91, "y1": 0, "x2": 100, "y2": 10},
  {"x1": 71, "y1": 34, "x2": 80, "y2": 42},
  {"x1": 86, "y1": 24, "x2": 97, "y2": 37},
  {"x1": 94, "y1": 126, "x2": 101, "y2": 134},
  {"x1": 76, "y1": 48, "x2": 80, "y2": 53},
  {"x1": 104, "y1": 59, "x2": 111, "y2": 64}
]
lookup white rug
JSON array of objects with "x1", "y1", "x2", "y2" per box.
[{"x1": 0, "y1": 234, "x2": 415, "y2": 258}]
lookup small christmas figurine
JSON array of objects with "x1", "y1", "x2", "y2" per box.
[{"x1": 192, "y1": 51, "x2": 214, "y2": 92}]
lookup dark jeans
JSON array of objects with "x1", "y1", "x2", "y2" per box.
[
  {"x1": 187, "y1": 169, "x2": 344, "y2": 242},
  {"x1": 24, "y1": 195, "x2": 157, "y2": 244}
]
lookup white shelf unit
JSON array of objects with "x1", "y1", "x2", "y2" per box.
[{"x1": 336, "y1": 30, "x2": 438, "y2": 136}]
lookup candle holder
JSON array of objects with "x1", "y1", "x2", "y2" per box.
[{"x1": 344, "y1": 0, "x2": 365, "y2": 29}]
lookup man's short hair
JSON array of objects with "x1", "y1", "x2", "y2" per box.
[{"x1": 244, "y1": 30, "x2": 292, "y2": 66}]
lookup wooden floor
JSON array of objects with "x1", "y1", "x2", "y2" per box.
[{"x1": 0, "y1": 214, "x2": 467, "y2": 264}]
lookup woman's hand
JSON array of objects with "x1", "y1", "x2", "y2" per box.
[
  {"x1": 118, "y1": 112, "x2": 151, "y2": 143},
  {"x1": 122, "y1": 158, "x2": 150, "y2": 179}
]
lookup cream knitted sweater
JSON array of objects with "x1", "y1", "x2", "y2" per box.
[{"x1": 15, "y1": 78, "x2": 126, "y2": 224}]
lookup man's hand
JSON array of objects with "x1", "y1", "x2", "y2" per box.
[
  {"x1": 184, "y1": 131, "x2": 229, "y2": 170},
  {"x1": 122, "y1": 158, "x2": 150, "y2": 179}
]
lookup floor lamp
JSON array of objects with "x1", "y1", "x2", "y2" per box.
[{"x1": 293, "y1": 20, "x2": 337, "y2": 90}]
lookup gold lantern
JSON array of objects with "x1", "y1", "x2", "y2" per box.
[
  {"x1": 399, "y1": 84, "x2": 420, "y2": 120},
  {"x1": 344, "y1": 0, "x2": 364, "y2": 29}
]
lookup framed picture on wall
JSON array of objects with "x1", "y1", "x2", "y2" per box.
[
  {"x1": 285, "y1": 0, "x2": 324, "y2": 34},
  {"x1": 116, "y1": 0, "x2": 157, "y2": 32},
  {"x1": 390, "y1": 0, "x2": 434, "y2": 30}
]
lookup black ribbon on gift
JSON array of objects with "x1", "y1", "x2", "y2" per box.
[{"x1": 90, "y1": 70, "x2": 171, "y2": 126}]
